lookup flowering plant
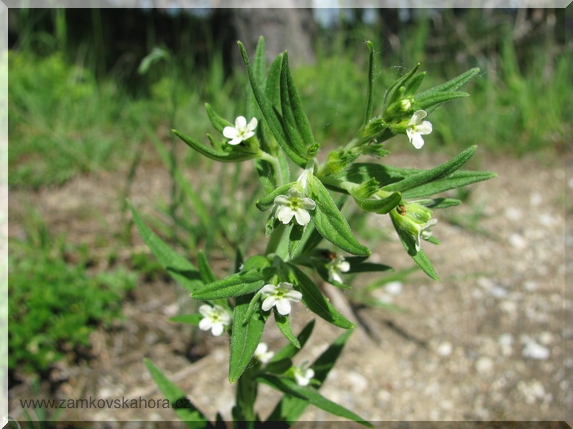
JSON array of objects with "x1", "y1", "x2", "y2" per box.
[{"x1": 130, "y1": 37, "x2": 495, "y2": 426}]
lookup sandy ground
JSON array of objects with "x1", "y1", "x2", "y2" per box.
[{"x1": 7, "y1": 147, "x2": 573, "y2": 426}]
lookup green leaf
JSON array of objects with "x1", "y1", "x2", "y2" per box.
[
  {"x1": 246, "y1": 36, "x2": 266, "y2": 121},
  {"x1": 229, "y1": 294, "x2": 266, "y2": 383},
  {"x1": 144, "y1": 359, "x2": 211, "y2": 428},
  {"x1": 238, "y1": 42, "x2": 307, "y2": 168},
  {"x1": 288, "y1": 224, "x2": 305, "y2": 259},
  {"x1": 173, "y1": 129, "x2": 257, "y2": 163},
  {"x1": 415, "y1": 198, "x2": 462, "y2": 209},
  {"x1": 138, "y1": 47, "x2": 169, "y2": 75},
  {"x1": 346, "y1": 261, "x2": 393, "y2": 274},
  {"x1": 352, "y1": 191, "x2": 402, "y2": 214},
  {"x1": 264, "y1": 358, "x2": 293, "y2": 375},
  {"x1": 401, "y1": 170, "x2": 497, "y2": 199},
  {"x1": 259, "y1": 375, "x2": 373, "y2": 428},
  {"x1": 191, "y1": 267, "x2": 276, "y2": 300},
  {"x1": 286, "y1": 263, "x2": 353, "y2": 329},
  {"x1": 205, "y1": 103, "x2": 233, "y2": 135},
  {"x1": 308, "y1": 176, "x2": 370, "y2": 256},
  {"x1": 363, "y1": 41, "x2": 375, "y2": 125},
  {"x1": 256, "y1": 182, "x2": 294, "y2": 211},
  {"x1": 404, "y1": 71, "x2": 426, "y2": 96},
  {"x1": 280, "y1": 52, "x2": 315, "y2": 158},
  {"x1": 197, "y1": 250, "x2": 217, "y2": 284},
  {"x1": 275, "y1": 311, "x2": 301, "y2": 348},
  {"x1": 266, "y1": 328, "x2": 354, "y2": 425},
  {"x1": 168, "y1": 314, "x2": 203, "y2": 325},
  {"x1": 412, "y1": 248, "x2": 440, "y2": 281},
  {"x1": 272, "y1": 320, "x2": 315, "y2": 363},
  {"x1": 128, "y1": 201, "x2": 203, "y2": 293},
  {"x1": 416, "y1": 67, "x2": 480, "y2": 97},
  {"x1": 416, "y1": 91, "x2": 469, "y2": 113},
  {"x1": 381, "y1": 145, "x2": 478, "y2": 194}
]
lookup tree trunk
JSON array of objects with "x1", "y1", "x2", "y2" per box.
[{"x1": 231, "y1": 7, "x2": 316, "y2": 67}]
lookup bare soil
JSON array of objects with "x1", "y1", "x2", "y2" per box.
[{"x1": 7, "y1": 147, "x2": 573, "y2": 426}]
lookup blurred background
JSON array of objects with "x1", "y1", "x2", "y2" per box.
[{"x1": 7, "y1": 6, "x2": 572, "y2": 423}]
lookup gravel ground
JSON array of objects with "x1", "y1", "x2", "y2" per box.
[{"x1": 8, "y1": 148, "x2": 572, "y2": 426}]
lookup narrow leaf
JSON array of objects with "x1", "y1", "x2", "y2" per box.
[
  {"x1": 275, "y1": 311, "x2": 301, "y2": 348},
  {"x1": 168, "y1": 314, "x2": 203, "y2": 325},
  {"x1": 381, "y1": 145, "x2": 477, "y2": 193},
  {"x1": 256, "y1": 182, "x2": 294, "y2": 211},
  {"x1": 197, "y1": 250, "x2": 217, "y2": 284},
  {"x1": 402, "y1": 170, "x2": 497, "y2": 199},
  {"x1": 191, "y1": 267, "x2": 276, "y2": 300},
  {"x1": 259, "y1": 375, "x2": 373, "y2": 428},
  {"x1": 144, "y1": 359, "x2": 211, "y2": 428},
  {"x1": 412, "y1": 248, "x2": 440, "y2": 281},
  {"x1": 286, "y1": 263, "x2": 354, "y2": 329},
  {"x1": 238, "y1": 42, "x2": 307, "y2": 167},
  {"x1": 174, "y1": 129, "x2": 257, "y2": 163},
  {"x1": 308, "y1": 176, "x2": 370, "y2": 256},
  {"x1": 129, "y1": 201, "x2": 203, "y2": 293},
  {"x1": 272, "y1": 320, "x2": 315, "y2": 362},
  {"x1": 363, "y1": 41, "x2": 375, "y2": 125},
  {"x1": 205, "y1": 103, "x2": 233, "y2": 134},
  {"x1": 229, "y1": 294, "x2": 266, "y2": 383}
]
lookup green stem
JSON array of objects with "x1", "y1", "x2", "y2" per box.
[
  {"x1": 265, "y1": 223, "x2": 286, "y2": 257},
  {"x1": 258, "y1": 151, "x2": 283, "y2": 186}
]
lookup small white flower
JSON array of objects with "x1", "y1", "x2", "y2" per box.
[
  {"x1": 327, "y1": 255, "x2": 350, "y2": 284},
  {"x1": 406, "y1": 110, "x2": 432, "y2": 149},
  {"x1": 198, "y1": 304, "x2": 232, "y2": 336},
  {"x1": 223, "y1": 116, "x2": 258, "y2": 145},
  {"x1": 274, "y1": 188, "x2": 316, "y2": 226},
  {"x1": 293, "y1": 362, "x2": 315, "y2": 386},
  {"x1": 254, "y1": 343, "x2": 274, "y2": 363},
  {"x1": 260, "y1": 282, "x2": 303, "y2": 316}
]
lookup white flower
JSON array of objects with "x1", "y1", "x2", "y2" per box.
[
  {"x1": 198, "y1": 304, "x2": 232, "y2": 336},
  {"x1": 274, "y1": 188, "x2": 316, "y2": 226},
  {"x1": 254, "y1": 343, "x2": 274, "y2": 363},
  {"x1": 406, "y1": 110, "x2": 432, "y2": 149},
  {"x1": 223, "y1": 116, "x2": 258, "y2": 145},
  {"x1": 293, "y1": 362, "x2": 315, "y2": 386},
  {"x1": 327, "y1": 255, "x2": 350, "y2": 284},
  {"x1": 260, "y1": 282, "x2": 303, "y2": 316}
]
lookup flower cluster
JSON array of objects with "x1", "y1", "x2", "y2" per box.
[
  {"x1": 327, "y1": 255, "x2": 350, "y2": 284},
  {"x1": 406, "y1": 110, "x2": 433, "y2": 149},
  {"x1": 223, "y1": 116, "x2": 258, "y2": 145},
  {"x1": 273, "y1": 188, "x2": 316, "y2": 226},
  {"x1": 390, "y1": 202, "x2": 438, "y2": 252},
  {"x1": 198, "y1": 304, "x2": 232, "y2": 336}
]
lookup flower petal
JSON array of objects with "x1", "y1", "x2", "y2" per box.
[
  {"x1": 199, "y1": 305, "x2": 212, "y2": 317},
  {"x1": 261, "y1": 284, "x2": 278, "y2": 296},
  {"x1": 199, "y1": 318, "x2": 212, "y2": 331},
  {"x1": 223, "y1": 126, "x2": 238, "y2": 139},
  {"x1": 293, "y1": 208, "x2": 311, "y2": 226},
  {"x1": 235, "y1": 116, "x2": 247, "y2": 129},
  {"x1": 247, "y1": 117, "x2": 258, "y2": 131},
  {"x1": 273, "y1": 195, "x2": 290, "y2": 206},
  {"x1": 301, "y1": 197, "x2": 316, "y2": 210},
  {"x1": 211, "y1": 323, "x2": 224, "y2": 336},
  {"x1": 262, "y1": 296, "x2": 277, "y2": 312},
  {"x1": 285, "y1": 290, "x2": 302, "y2": 302},
  {"x1": 410, "y1": 133, "x2": 425, "y2": 149},
  {"x1": 277, "y1": 206, "x2": 295, "y2": 224},
  {"x1": 417, "y1": 121, "x2": 433, "y2": 135},
  {"x1": 275, "y1": 298, "x2": 292, "y2": 315}
]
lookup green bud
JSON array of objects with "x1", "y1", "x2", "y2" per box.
[{"x1": 390, "y1": 202, "x2": 437, "y2": 253}]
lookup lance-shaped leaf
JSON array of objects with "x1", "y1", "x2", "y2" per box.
[
  {"x1": 266, "y1": 328, "x2": 355, "y2": 425},
  {"x1": 197, "y1": 250, "x2": 217, "y2": 284},
  {"x1": 352, "y1": 190, "x2": 402, "y2": 214},
  {"x1": 415, "y1": 91, "x2": 469, "y2": 113},
  {"x1": 414, "y1": 198, "x2": 462, "y2": 209},
  {"x1": 191, "y1": 267, "x2": 277, "y2": 300},
  {"x1": 246, "y1": 36, "x2": 267, "y2": 121},
  {"x1": 275, "y1": 311, "x2": 301, "y2": 348},
  {"x1": 229, "y1": 294, "x2": 266, "y2": 383},
  {"x1": 205, "y1": 103, "x2": 233, "y2": 135},
  {"x1": 402, "y1": 169, "x2": 497, "y2": 199},
  {"x1": 259, "y1": 374, "x2": 373, "y2": 428},
  {"x1": 144, "y1": 359, "x2": 212, "y2": 428},
  {"x1": 168, "y1": 314, "x2": 203, "y2": 325},
  {"x1": 280, "y1": 52, "x2": 316, "y2": 158},
  {"x1": 363, "y1": 41, "x2": 375, "y2": 125},
  {"x1": 308, "y1": 176, "x2": 370, "y2": 256},
  {"x1": 173, "y1": 129, "x2": 258, "y2": 163},
  {"x1": 272, "y1": 320, "x2": 315, "y2": 363},
  {"x1": 129, "y1": 201, "x2": 203, "y2": 293},
  {"x1": 256, "y1": 182, "x2": 295, "y2": 211},
  {"x1": 286, "y1": 263, "x2": 353, "y2": 329},
  {"x1": 238, "y1": 42, "x2": 307, "y2": 167},
  {"x1": 416, "y1": 67, "x2": 480, "y2": 98},
  {"x1": 381, "y1": 145, "x2": 478, "y2": 194}
]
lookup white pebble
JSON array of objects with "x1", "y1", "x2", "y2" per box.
[
  {"x1": 385, "y1": 281, "x2": 403, "y2": 295},
  {"x1": 505, "y1": 207, "x2": 522, "y2": 221},
  {"x1": 530, "y1": 193, "x2": 543, "y2": 206},
  {"x1": 522, "y1": 341, "x2": 550, "y2": 360},
  {"x1": 437, "y1": 341, "x2": 453, "y2": 357},
  {"x1": 509, "y1": 233, "x2": 527, "y2": 249},
  {"x1": 476, "y1": 356, "x2": 494, "y2": 375}
]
